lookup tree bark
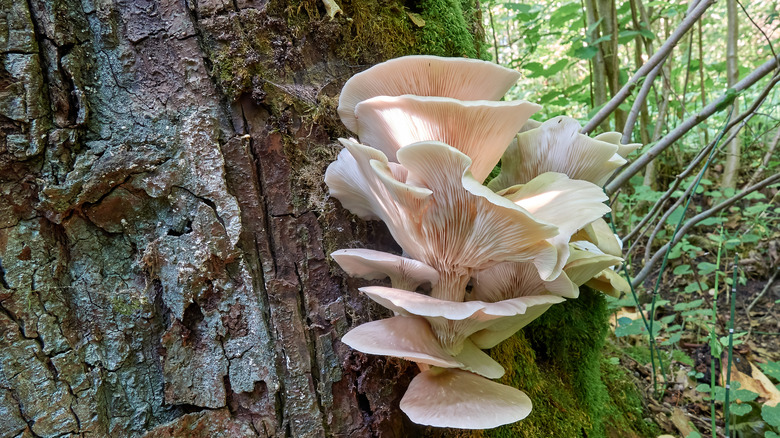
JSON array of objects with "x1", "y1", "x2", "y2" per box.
[{"x1": 0, "y1": 0, "x2": 486, "y2": 436}]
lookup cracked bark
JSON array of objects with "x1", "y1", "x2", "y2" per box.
[{"x1": 0, "y1": 0, "x2": 486, "y2": 436}]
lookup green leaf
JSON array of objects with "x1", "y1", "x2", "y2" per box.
[
  {"x1": 639, "y1": 28, "x2": 655, "y2": 39},
  {"x1": 573, "y1": 45, "x2": 599, "y2": 59},
  {"x1": 615, "y1": 317, "x2": 645, "y2": 337},
  {"x1": 685, "y1": 432, "x2": 702, "y2": 438},
  {"x1": 673, "y1": 299, "x2": 703, "y2": 311},
  {"x1": 661, "y1": 332, "x2": 681, "y2": 346},
  {"x1": 697, "y1": 262, "x2": 718, "y2": 275},
  {"x1": 715, "y1": 88, "x2": 739, "y2": 112},
  {"x1": 673, "y1": 264, "x2": 692, "y2": 275},
  {"x1": 759, "y1": 362, "x2": 780, "y2": 381},
  {"x1": 762, "y1": 403, "x2": 780, "y2": 428},
  {"x1": 766, "y1": 431, "x2": 780, "y2": 438},
  {"x1": 666, "y1": 206, "x2": 685, "y2": 225},
  {"x1": 729, "y1": 403, "x2": 752, "y2": 416},
  {"x1": 546, "y1": 59, "x2": 569, "y2": 76},
  {"x1": 523, "y1": 62, "x2": 545, "y2": 78}
]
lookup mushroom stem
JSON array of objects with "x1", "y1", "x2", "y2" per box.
[{"x1": 430, "y1": 270, "x2": 470, "y2": 302}]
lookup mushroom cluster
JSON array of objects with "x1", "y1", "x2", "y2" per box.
[{"x1": 325, "y1": 56, "x2": 640, "y2": 429}]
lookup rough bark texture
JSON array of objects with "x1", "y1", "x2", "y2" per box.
[{"x1": 0, "y1": 0, "x2": 485, "y2": 436}]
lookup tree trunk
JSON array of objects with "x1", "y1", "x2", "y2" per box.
[
  {"x1": 0, "y1": 0, "x2": 484, "y2": 436},
  {"x1": 721, "y1": 0, "x2": 740, "y2": 188},
  {"x1": 0, "y1": 1, "x2": 655, "y2": 437}
]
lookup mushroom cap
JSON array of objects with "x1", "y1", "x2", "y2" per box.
[
  {"x1": 585, "y1": 267, "x2": 631, "y2": 297},
  {"x1": 472, "y1": 260, "x2": 579, "y2": 302},
  {"x1": 354, "y1": 95, "x2": 540, "y2": 182},
  {"x1": 331, "y1": 248, "x2": 439, "y2": 290},
  {"x1": 361, "y1": 286, "x2": 565, "y2": 353},
  {"x1": 571, "y1": 218, "x2": 623, "y2": 257},
  {"x1": 341, "y1": 315, "x2": 505, "y2": 378},
  {"x1": 501, "y1": 172, "x2": 611, "y2": 279},
  {"x1": 593, "y1": 131, "x2": 642, "y2": 158},
  {"x1": 338, "y1": 55, "x2": 521, "y2": 132},
  {"x1": 564, "y1": 241, "x2": 623, "y2": 286},
  {"x1": 400, "y1": 367, "x2": 532, "y2": 429},
  {"x1": 467, "y1": 299, "x2": 560, "y2": 349},
  {"x1": 488, "y1": 116, "x2": 627, "y2": 191},
  {"x1": 326, "y1": 139, "x2": 560, "y2": 280}
]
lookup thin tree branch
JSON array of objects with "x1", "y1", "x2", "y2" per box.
[
  {"x1": 582, "y1": 0, "x2": 714, "y2": 134},
  {"x1": 631, "y1": 173, "x2": 780, "y2": 287},
  {"x1": 606, "y1": 55, "x2": 780, "y2": 195}
]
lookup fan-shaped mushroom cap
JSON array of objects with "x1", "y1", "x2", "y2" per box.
[
  {"x1": 354, "y1": 95, "x2": 540, "y2": 182},
  {"x1": 472, "y1": 260, "x2": 579, "y2": 302},
  {"x1": 325, "y1": 139, "x2": 560, "y2": 290},
  {"x1": 593, "y1": 131, "x2": 642, "y2": 158},
  {"x1": 488, "y1": 116, "x2": 627, "y2": 191},
  {"x1": 331, "y1": 248, "x2": 439, "y2": 290},
  {"x1": 563, "y1": 241, "x2": 623, "y2": 286},
  {"x1": 501, "y1": 172, "x2": 611, "y2": 279},
  {"x1": 360, "y1": 286, "x2": 565, "y2": 354},
  {"x1": 400, "y1": 368, "x2": 532, "y2": 429},
  {"x1": 571, "y1": 218, "x2": 623, "y2": 257},
  {"x1": 467, "y1": 299, "x2": 561, "y2": 349},
  {"x1": 342, "y1": 315, "x2": 504, "y2": 378},
  {"x1": 338, "y1": 55, "x2": 521, "y2": 132},
  {"x1": 585, "y1": 267, "x2": 631, "y2": 297}
]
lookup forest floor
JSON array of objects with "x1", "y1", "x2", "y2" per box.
[{"x1": 607, "y1": 238, "x2": 779, "y2": 438}]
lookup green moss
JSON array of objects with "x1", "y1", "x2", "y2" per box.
[
  {"x1": 415, "y1": 0, "x2": 489, "y2": 59},
  {"x1": 486, "y1": 290, "x2": 657, "y2": 438}
]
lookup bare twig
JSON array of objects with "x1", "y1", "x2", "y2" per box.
[
  {"x1": 582, "y1": 0, "x2": 714, "y2": 134},
  {"x1": 606, "y1": 56, "x2": 780, "y2": 195},
  {"x1": 744, "y1": 126, "x2": 780, "y2": 189},
  {"x1": 631, "y1": 173, "x2": 780, "y2": 287},
  {"x1": 747, "y1": 268, "x2": 779, "y2": 314}
]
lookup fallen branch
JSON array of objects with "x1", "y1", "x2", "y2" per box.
[
  {"x1": 607, "y1": 58, "x2": 780, "y2": 195},
  {"x1": 631, "y1": 173, "x2": 780, "y2": 287}
]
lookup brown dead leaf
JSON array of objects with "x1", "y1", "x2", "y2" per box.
[
  {"x1": 670, "y1": 407, "x2": 697, "y2": 437},
  {"x1": 721, "y1": 358, "x2": 780, "y2": 406}
]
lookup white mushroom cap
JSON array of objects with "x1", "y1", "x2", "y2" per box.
[
  {"x1": 501, "y1": 172, "x2": 611, "y2": 279},
  {"x1": 354, "y1": 95, "x2": 540, "y2": 182},
  {"x1": 471, "y1": 261, "x2": 579, "y2": 302},
  {"x1": 360, "y1": 286, "x2": 565, "y2": 354},
  {"x1": 564, "y1": 241, "x2": 623, "y2": 286},
  {"x1": 468, "y1": 297, "x2": 562, "y2": 349},
  {"x1": 331, "y1": 248, "x2": 439, "y2": 290},
  {"x1": 571, "y1": 218, "x2": 623, "y2": 257},
  {"x1": 400, "y1": 368, "x2": 532, "y2": 429},
  {"x1": 341, "y1": 315, "x2": 504, "y2": 378},
  {"x1": 585, "y1": 267, "x2": 631, "y2": 297},
  {"x1": 488, "y1": 116, "x2": 627, "y2": 191},
  {"x1": 325, "y1": 139, "x2": 560, "y2": 287},
  {"x1": 338, "y1": 55, "x2": 521, "y2": 132},
  {"x1": 593, "y1": 131, "x2": 642, "y2": 158}
]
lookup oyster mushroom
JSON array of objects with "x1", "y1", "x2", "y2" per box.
[
  {"x1": 338, "y1": 55, "x2": 521, "y2": 132},
  {"x1": 331, "y1": 248, "x2": 439, "y2": 291},
  {"x1": 400, "y1": 367, "x2": 532, "y2": 429}
]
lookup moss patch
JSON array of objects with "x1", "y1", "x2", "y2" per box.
[{"x1": 485, "y1": 290, "x2": 658, "y2": 438}]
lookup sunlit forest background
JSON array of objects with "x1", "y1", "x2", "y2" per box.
[{"x1": 480, "y1": 0, "x2": 779, "y2": 435}]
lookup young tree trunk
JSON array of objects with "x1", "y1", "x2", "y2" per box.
[
  {"x1": 0, "y1": 0, "x2": 485, "y2": 436},
  {"x1": 721, "y1": 0, "x2": 740, "y2": 188}
]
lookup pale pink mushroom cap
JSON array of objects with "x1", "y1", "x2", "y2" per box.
[
  {"x1": 572, "y1": 218, "x2": 623, "y2": 257},
  {"x1": 488, "y1": 116, "x2": 628, "y2": 191},
  {"x1": 341, "y1": 315, "x2": 504, "y2": 378},
  {"x1": 593, "y1": 131, "x2": 642, "y2": 158},
  {"x1": 331, "y1": 248, "x2": 439, "y2": 291},
  {"x1": 400, "y1": 368, "x2": 532, "y2": 429},
  {"x1": 354, "y1": 95, "x2": 540, "y2": 182},
  {"x1": 501, "y1": 172, "x2": 611, "y2": 280},
  {"x1": 360, "y1": 286, "x2": 565, "y2": 354},
  {"x1": 564, "y1": 241, "x2": 623, "y2": 286},
  {"x1": 325, "y1": 139, "x2": 560, "y2": 287},
  {"x1": 472, "y1": 261, "x2": 579, "y2": 302},
  {"x1": 338, "y1": 55, "x2": 521, "y2": 132}
]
